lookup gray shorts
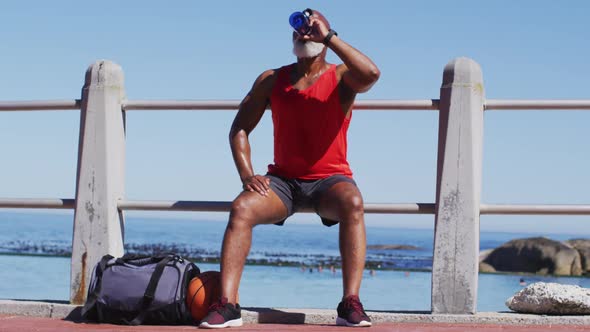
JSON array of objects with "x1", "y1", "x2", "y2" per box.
[{"x1": 266, "y1": 173, "x2": 357, "y2": 227}]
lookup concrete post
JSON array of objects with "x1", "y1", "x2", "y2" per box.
[
  {"x1": 70, "y1": 60, "x2": 126, "y2": 304},
  {"x1": 431, "y1": 57, "x2": 484, "y2": 314}
]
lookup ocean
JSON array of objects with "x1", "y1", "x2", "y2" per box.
[{"x1": 1, "y1": 211, "x2": 589, "y2": 312}]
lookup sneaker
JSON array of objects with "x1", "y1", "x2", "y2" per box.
[
  {"x1": 199, "y1": 297, "x2": 243, "y2": 329},
  {"x1": 336, "y1": 295, "x2": 372, "y2": 327}
]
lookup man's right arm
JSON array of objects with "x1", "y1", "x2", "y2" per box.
[{"x1": 229, "y1": 69, "x2": 276, "y2": 196}]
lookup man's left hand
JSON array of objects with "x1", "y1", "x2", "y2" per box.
[{"x1": 299, "y1": 16, "x2": 330, "y2": 44}]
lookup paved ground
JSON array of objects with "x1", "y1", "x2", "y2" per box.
[
  {"x1": 1, "y1": 315, "x2": 590, "y2": 332},
  {"x1": 2, "y1": 300, "x2": 590, "y2": 331}
]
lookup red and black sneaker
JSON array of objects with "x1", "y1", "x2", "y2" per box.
[
  {"x1": 336, "y1": 295, "x2": 372, "y2": 327},
  {"x1": 199, "y1": 297, "x2": 243, "y2": 329}
]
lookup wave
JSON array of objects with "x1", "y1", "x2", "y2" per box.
[{"x1": 0, "y1": 240, "x2": 433, "y2": 271}]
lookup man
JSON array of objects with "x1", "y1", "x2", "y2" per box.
[{"x1": 199, "y1": 8, "x2": 380, "y2": 329}]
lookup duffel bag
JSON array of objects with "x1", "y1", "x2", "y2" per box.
[{"x1": 81, "y1": 253, "x2": 200, "y2": 325}]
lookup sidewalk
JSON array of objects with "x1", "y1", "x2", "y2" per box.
[
  {"x1": 2, "y1": 315, "x2": 590, "y2": 332},
  {"x1": 1, "y1": 300, "x2": 590, "y2": 332}
]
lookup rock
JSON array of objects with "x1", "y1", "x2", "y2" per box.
[
  {"x1": 482, "y1": 237, "x2": 582, "y2": 276},
  {"x1": 565, "y1": 239, "x2": 590, "y2": 274},
  {"x1": 506, "y1": 282, "x2": 590, "y2": 314},
  {"x1": 366, "y1": 244, "x2": 419, "y2": 250},
  {"x1": 479, "y1": 248, "x2": 493, "y2": 262},
  {"x1": 478, "y1": 262, "x2": 496, "y2": 273}
]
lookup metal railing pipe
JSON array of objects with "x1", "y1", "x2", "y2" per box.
[
  {"x1": 0, "y1": 198, "x2": 75, "y2": 209},
  {"x1": 123, "y1": 100, "x2": 240, "y2": 110},
  {"x1": 118, "y1": 200, "x2": 232, "y2": 212},
  {"x1": 480, "y1": 204, "x2": 590, "y2": 215},
  {"x1": 485, "y1": 99, "x2": 590, "y2": 110},
  {"x1": 363, "y1": 203, "x2": 436, "y2": 214},
  {"x1": 118, "y1": 200, "x2": 437, "y2": 214},
  {"x1": 2, "y1": 99, "x2": 590, "y2": 112},
  {"x1": 353, "y1": 100, "x2": 439, "y2": 110},
  {"x1": 0, "y1": 100, "x2": 81, "y2": 111},
  {"x1": 122, "y1": 99, "x2": 440, "y2": 111}
]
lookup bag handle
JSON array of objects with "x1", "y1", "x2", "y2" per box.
[
  {"x1": 118, "y1": 253, "x2": 176, "y2": 266},
  {"x1": 126, "y1": 255, "x2": 174, "y2": 325}
]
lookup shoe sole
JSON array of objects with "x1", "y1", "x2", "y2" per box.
[
  {"x1": 199, "y1": 318, "x2": 243, "y2": 329},
  {"x1": 336, "y1": 316, "x2": 372, "y2": 327}
]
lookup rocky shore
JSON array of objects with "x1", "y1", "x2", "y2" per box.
[{"x1": 480, "y1": 237, "x2": 590, "y2": 276}]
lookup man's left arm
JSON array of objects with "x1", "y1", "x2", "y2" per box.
[
  {"x1": 329, "y1": 35, "x2": 381, "y2": 93},
  {"x1": 305, "y1": 16, "x2": 380, "y2": 93}
]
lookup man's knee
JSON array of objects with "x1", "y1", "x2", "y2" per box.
[
  {"x1": 340, "y1": 193, "x2": 364, "y2": 221},
  {"x1": 229, "y1": 197, "x2": 256, "y2": 228}
]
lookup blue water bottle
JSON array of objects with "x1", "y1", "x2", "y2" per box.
[{"x1": 289, "y1": 8, "x2": 313, "y2": 35}]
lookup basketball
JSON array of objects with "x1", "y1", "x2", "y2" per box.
[{"x1": 186, "y1": 271, "x2": 239, "y2": 321}]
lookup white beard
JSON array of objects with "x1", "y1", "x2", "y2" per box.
[{"x1": 293, "y1": 40, "x2": 325, "y2": 59}]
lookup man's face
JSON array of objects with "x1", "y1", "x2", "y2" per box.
[{"x1": 292, "y1": 31, "x2": 325, "y2": 59}]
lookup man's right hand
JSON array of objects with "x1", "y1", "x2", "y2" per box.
[{"x1": 242, "y1": 175, "x2": 271, "y2": 196}]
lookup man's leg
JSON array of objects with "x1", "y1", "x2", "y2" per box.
[
  {"x1": 200, "y1": 189, "x2": 288, "y2": 329},
  {"x1": 221, "y1": 190, "x2": 289, "y2": 304},
  {"x1": 315, "y1": 181, "x2": 366, "y2": 298},
  {"x1": 315, "y1": 180, "x2": 372, "y2": 327}
]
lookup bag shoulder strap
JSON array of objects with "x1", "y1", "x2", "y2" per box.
[{"x1": 126, "y1": 255, "x2": 174, "y2": 325}]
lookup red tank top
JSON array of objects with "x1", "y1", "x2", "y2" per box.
[{"x1": 267, "y1": 63, "x2": 353, "y2": 180}]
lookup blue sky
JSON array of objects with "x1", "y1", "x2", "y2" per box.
[{"x1": 0, "y1": 1, "x2": 589, "y2": 234}]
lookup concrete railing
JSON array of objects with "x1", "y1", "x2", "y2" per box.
[{"x1": 1, "y1": 58, "x2": 589, "y2": 314}]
